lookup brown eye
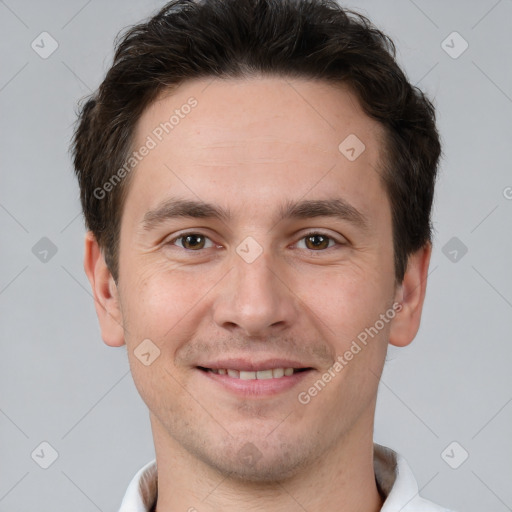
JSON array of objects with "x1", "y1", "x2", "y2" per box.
[
  {"x1": 296, "y1": 232, "x2": 341, "y2": 251},
  {"x1": 301, "y1": 233, "x2": 338, "y2": 251},
  {"x1": 172, "y1": 233, "x2": 212, "y2": 250},
  {"x1": 304, "y1": 234, "x2": 331, "y2": 250}
]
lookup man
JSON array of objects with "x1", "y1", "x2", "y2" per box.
[{"x1": 71, "y1": 0, "x2": 456, "y2": 510}]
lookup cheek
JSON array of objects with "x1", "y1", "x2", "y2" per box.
[
  {"x1": 120, "y1": 262, "x2": 218, "y2": 354},
  {"x1": 120, "y1": 269, "x2": 194, "y2": 410},
  {"x1": 301, "y1": 261, "x2": 391, "y2": 345}
]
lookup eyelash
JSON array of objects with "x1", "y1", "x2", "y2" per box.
[{"x1": 168, "y1": 230, "x2": 345, "y2": 252}]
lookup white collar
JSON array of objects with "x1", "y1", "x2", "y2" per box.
[{"x1": 118, "y1": 443, "x2": 455, "y2": 511}]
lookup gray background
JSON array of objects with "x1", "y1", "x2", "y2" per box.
[{"x1": 1, "y1": 0, "x2": 511, "y2": 510}]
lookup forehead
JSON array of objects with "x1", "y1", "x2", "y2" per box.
[
  {"x1": 125, "y1": 77, "x2": 388, "y2": 226},
  {"x1": 135, "y1": 77, "x2": 383, "y2": 154}
]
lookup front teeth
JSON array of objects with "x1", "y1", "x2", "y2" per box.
[{"x1": 209, "y1": 367, "x2": 296, "y2": 379}]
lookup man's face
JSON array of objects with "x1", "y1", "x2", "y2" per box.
[{"x1": 115, "y1": 77, "x2": 400, "y2": 480}]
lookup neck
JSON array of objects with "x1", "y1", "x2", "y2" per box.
[{"x1": 152, "y1": 411, "x2": 384, "y2": 512}]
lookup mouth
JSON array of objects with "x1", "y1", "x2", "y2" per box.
[
  {"x1": 197, "y1": 366, "x2": 311, "y2": 379},
  {"x1": 195, "y1": 362, "x2": 315, "y2": 397}
]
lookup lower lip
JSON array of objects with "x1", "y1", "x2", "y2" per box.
[{"x1": 197, "y1": 368, "x2": 313, "y2": 397}]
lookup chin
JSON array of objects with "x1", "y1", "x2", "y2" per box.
[{"x1": 201, "y1": 439, "x2": 312, "y2": 484}]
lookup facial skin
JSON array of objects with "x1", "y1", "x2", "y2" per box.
[{"x1": 84, "y1": 77, "x2": 431, "y2": 512}]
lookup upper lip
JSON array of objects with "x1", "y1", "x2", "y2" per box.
[{"x1": 196, "y1": 358, "x2": 314, "y2": 372}]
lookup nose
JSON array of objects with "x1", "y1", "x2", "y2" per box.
[{"x1": 212, "y1": 248, "x2": 299, "y2": 338}]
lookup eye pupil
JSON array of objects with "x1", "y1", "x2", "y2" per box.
[
  {"x1": 183, "y1": 234, "x2": 204, "y2": 249},
  {"x1": 306, "y1": 234, "x2": 329, "y2": 250}
]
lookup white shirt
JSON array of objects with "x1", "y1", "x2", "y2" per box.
[{"x1": 118, "y1": 443, "x2": 456, "y2": 512}]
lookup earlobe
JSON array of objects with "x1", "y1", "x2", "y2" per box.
[
  {"x1": 83, "y1": 231, "x2": 125, "y2": 347},
  {"x1": 388, "y1": 242, "x2": 432, "y2": 348}
]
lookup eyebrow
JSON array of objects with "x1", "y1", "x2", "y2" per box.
[{"x1": 141, "y1": 196, "x2": 370, "y2": 232}]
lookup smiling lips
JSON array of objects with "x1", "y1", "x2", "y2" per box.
[
  {"x1": 200, "y1": 367, "x2": 309, "y2": 379},
  {"x1": 197, "y1": 358, "x2": 313, "y2": 377},
  {"x1": 196, "y1": 358, "x2": 314, "y2": 395}
]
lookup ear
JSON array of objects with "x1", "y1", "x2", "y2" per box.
[
  {"x1": 389, "y1": 242, "x2": 432, "y2": 347},
  {"x1": 83, "y1": 231, "x2": 125, "y2": 347}
]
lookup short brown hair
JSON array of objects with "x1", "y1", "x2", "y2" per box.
[{"x1": 71, "y1": 0, "x2": 441, "y2": 284}]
